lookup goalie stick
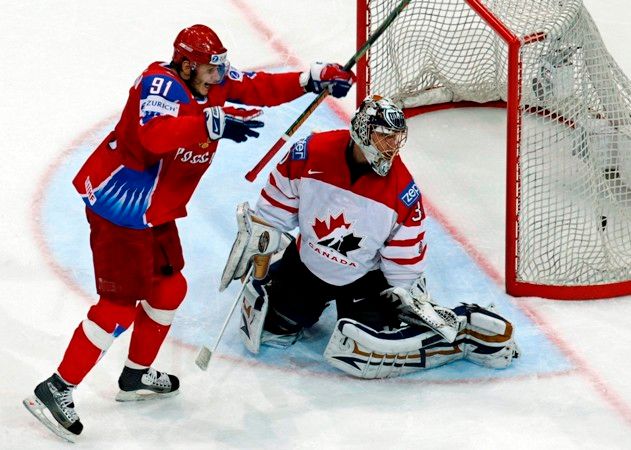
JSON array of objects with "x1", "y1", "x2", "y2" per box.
[
  {"x1": 195, "y1": 266, "x2": 254, "y2": 371},
  {"x1": 244, "y1": 0, "x2": 412, "y2": 182}
]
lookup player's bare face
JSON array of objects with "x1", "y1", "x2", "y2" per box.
[
  {"x1": 371, "y1": 130, "x2": 407, "y2": 160},
  {"x1": 190, "y1": 64, "x2": 224, "y2": 97}
]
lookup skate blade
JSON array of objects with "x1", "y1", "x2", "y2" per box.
[
  {"x1": 115, "y1": 389, "x2": 180, "y2": 402},
  {"x1": 23, "y1": 396, "x2": 77, "y2": 443}
]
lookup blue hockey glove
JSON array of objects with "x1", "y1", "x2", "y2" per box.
[{"x1": 204, "y1": 106, "x2": 264, "y2": 143}]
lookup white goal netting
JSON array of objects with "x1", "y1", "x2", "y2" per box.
[{"x1": 364, "y1": 0, "x2": 631, "y2": 291}]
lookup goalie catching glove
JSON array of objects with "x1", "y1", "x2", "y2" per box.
[
  {"x1": 300, "y1": 62, "x2": 355, "y2": 98},
  {"x1": 219, "y1": 202, "x2": 282, "y2": 291},
  {"x1": 382, "y1": 273, "x2": 464, "y2": 343},
  {"x1": 204, "y1": 106, "x2": 264, "y2": 143}
]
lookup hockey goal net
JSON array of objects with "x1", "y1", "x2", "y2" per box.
[{"x1": 357, "y1": 0, "x2": 631, "y2": 299}]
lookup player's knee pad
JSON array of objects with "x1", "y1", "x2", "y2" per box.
[
  {"x1": 324, "y1": 319, "x2": 462, "y2": 379},
  {"x1": 139, "y1": 272, "x2": 187, "y2": 327},
  {"x1": 85, "y1": 297, "x2": 138, "y2": 349},
  {"x1": 455, "y1": 304, "x2": 519, "y2": 369},
  {"x1": 150, "y1": 272, "x2": 187, "y2": 309}
]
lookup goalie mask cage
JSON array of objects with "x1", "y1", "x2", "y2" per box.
[{"x1": 357, "y1": 0, "x2": 631, "y2": 299}]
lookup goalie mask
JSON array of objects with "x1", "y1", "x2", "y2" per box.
[{"x1": 350, "y1": 95, "x2": 408, "y2": 176}]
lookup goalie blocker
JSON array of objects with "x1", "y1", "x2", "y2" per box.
[
  {"x1": 219, "y1": 202, "x2": 284, "y2": 291},
  {"x1": 324, "y1": 303, "x2": 519, "y2": 379}
]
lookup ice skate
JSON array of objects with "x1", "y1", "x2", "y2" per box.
[
  {"x1": 23, "y1": 373, "x2": 83, "y2": 443},
  {"x1": 116, "y1": 366, "x2": 180, "y2": 402}
]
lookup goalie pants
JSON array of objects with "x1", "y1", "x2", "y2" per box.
[
  {"x1": 264, "y1": 241, "x2": 399, "y2": 334},
  {"x1": 56, "y1": 209, "x2": 187, "y2": 385}
]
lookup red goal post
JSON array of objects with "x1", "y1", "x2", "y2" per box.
[{"x1": 357, "y1": 0, "x2": 631, "y2": 299}]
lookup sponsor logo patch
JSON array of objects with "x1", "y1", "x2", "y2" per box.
[
  {"x1": 290, "y1": 138, "x2": 308, "y2": 160},
  {"x1": 210, "y1": 52, "x2": 227, "y2": 65},
  {"x1": 227, "y1": 68, "x2": 243, "y2": 81},
  {"x1": 384, "y1": 109, "x2": 406, "y2": 129},
  {"x1": 399, "y1": 180, "x2": 421, "y2": 207},
  {"x1": 258, "y1": 231, "x2": 270, "y2": 252},
  {"x1": 140, "y1": 94, "x2": 180, "y2": 118}
]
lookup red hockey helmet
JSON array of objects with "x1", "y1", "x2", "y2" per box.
[{"x1": 172, "y1": 24, "x2": 228, "y2": 68}]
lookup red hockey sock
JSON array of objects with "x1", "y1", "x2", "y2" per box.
[
  {"x1": 57, "y1": 323, "x2": 103, "y2": 386},
  {"x1": 127, "y1": 273, "x2": 187, "y2": 367},
  {"x1": 127, "y1": 308, "x2": 170, "y2": 367},
  {"x1": 57, "y1": 297, "x2": 137, "y2": 385}
]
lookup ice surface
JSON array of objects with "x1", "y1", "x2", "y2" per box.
[{"x1": 2, "y1": 1, "x2": 630, "y2": 448}]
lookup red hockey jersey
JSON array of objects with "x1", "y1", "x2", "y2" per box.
[
  {"x1": 255, "y1": 130, "x2": 427, "y2": 289},
  {"x1": 73, "y1": 62, "x2": 304, "y2": 228}
]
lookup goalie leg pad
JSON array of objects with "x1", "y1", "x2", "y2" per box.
[
  {"x1": 220, "y1": 202, "x2": 282, "y2": 291},
  {"x1": 324, "y1": 319, "x2": 462, "y2": 379},
  {"x1": 456, "y1": 304, "x2": 519, "y2": 369},
  {"x1": 239, "y1": 275, "x2": 304, "y2": 353},
  {"x1": 239, "y1": 278, "x2": 270, "y2": 354}
]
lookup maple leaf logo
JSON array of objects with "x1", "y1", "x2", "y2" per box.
[
  {"x1": 313, "y1": 213, "x2": 350, "y2": 239},
  {"x1": 312, "y1": 213, "x2": 362, "y2": 257}
]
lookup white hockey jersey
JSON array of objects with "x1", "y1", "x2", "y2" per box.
[{"x1": 255, "y1": 130, "x2": 427, "y2": 289}]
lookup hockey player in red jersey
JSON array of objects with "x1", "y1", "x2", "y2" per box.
[
  {"x1": 23, "y1": 24, "x2": 355, "y2": 442},
  {"x1": 221, "y1": 95, "x2": 519, "y2": 379}
]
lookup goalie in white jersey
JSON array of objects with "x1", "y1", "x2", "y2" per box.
[{"x1": 221, "y1": 95, "x2": 519, "y2": 378}]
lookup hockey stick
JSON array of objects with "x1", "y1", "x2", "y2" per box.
[
  {"x1": 244, "y1": 0, "x2": 412, "y2": 182},
  {"x1": 195, "y1": 265, "x2": 254, "y2": 371}
]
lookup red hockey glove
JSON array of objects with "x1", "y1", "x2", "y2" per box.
[
  {"x1": 204, "y1": 106, "x2": 264, "y2": 143},
  {"x1": 301, "y1": 62, "x2": 355, "y2": 98}
]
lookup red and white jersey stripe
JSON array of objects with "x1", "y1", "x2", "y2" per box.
[{"x1": 255, "y1": 130, "x2": 427, "y2": 289}]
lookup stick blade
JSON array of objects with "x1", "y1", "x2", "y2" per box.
[{"x1": 195, "y1": 346, "x2": 212, "y2": 371}]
